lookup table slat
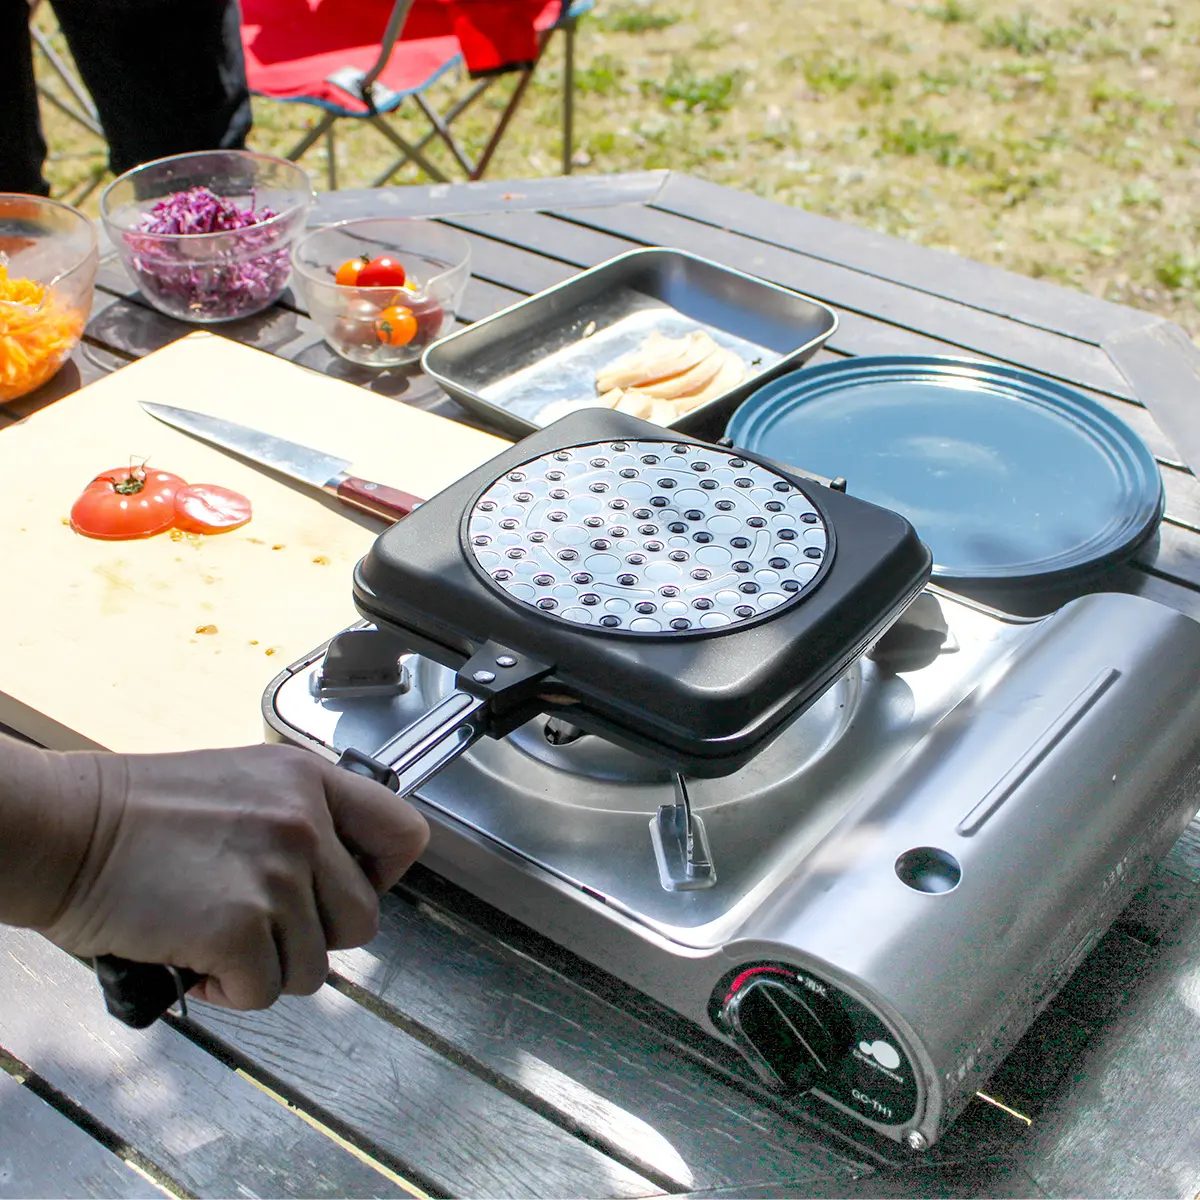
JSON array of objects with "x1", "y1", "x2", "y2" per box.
[
  {"x1": 187, "y1": 983, "x2": 661, "y2": 1199},
  {"x1": 0, "y1": 1071, "x2": 155, "y2": 1199},
  {"x1": 0, "y1": 930, "x2": 412, "y2": 1199},
  {"x1": 438, "y1": 208, "x2": 1183, "y2": 469},
  {"x1": 1007, "y1": 871, "x2": 1200, "y2": 1197},
  {"x1": 332, "y1": 891, "x2": 868, "y2": 1193},
  {"x1": 311, "y1": 172, "x2": 670, "y2": 224},
  {"x1": 390, "y1": 869, "x2": 1039, "y2": 1172},
  {"x1": 545, "y1": 204, "x2": 1134, "y2": 400},
  {"x1": 651, "y1": 174, "x2": 1141, "y2": 346}
]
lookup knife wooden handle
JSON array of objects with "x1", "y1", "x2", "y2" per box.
[{"x1": 336, "y1": 476, "x2": 423, "y2": 522}]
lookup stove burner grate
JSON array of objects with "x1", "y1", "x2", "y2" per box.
[{"x1": 466, "y1": 440, "x2": 830, "y2": 634}]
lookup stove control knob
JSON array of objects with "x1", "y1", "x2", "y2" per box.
[{"x1": 721, "y1": 975, "x2": 851, "y2": 1094}]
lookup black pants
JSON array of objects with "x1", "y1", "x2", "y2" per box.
[{"x1": 3, "y1": 0, "x2": 253, "y2": 195}]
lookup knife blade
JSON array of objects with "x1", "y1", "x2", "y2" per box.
[
  {"x1": 140, "y1": 402, "x2": 423, "y2": 522},
  {"x1": 1102, "y1": 318, "x2": 1200, "y2": 479}
]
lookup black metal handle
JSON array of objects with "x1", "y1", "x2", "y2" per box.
[
  {"x1": 94, "y1": 642, "x2": 546, "y2": 1029},
  {"x1": 93, "y1": 747, "x2": 410, "y2": 1029},
  {"x1": 94, "y1": 955, "x2": 202, "y2": 1028}
]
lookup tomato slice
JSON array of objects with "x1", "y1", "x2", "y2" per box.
[
  {"x1": 71, "y1": 465, "x2": 186, "y2": 540},
  {"x1": 173, "y1": 484, "x2": 253, "y2": 534},
  {"x1": 356, "y1": 254, "x2": 407, "y2": 288}
]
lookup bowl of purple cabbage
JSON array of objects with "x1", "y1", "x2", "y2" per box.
[{"x1": 101, "y1": 150, "x2": 313, "y2": 323}]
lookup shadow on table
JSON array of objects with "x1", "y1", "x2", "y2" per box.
[{"x1": 85, "y1": 293, "x2": 309, "y2": 363}]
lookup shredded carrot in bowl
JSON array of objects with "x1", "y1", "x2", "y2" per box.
[{"x1": 0, "y1": 263, "x2": 85, "y2": 402}]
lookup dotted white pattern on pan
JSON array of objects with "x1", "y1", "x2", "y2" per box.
[{"x1": 466, "y1": 439, "x2": 829, "y2": 634}]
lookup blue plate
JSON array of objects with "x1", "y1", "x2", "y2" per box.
[{"x1": 726, "y1": 356, "x2": 1163, "y2": 585}]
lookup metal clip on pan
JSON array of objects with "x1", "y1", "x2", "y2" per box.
[{"x1": 95, "y1": 643, "x2": 550, "y2": 1028}]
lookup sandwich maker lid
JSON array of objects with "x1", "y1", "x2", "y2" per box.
[
  {"x1": 726, "y1": 356, "x2": 1164, "y2": 586},
  {"x1": 352, "y1": 409, "x2": 931, "y2": 774}
]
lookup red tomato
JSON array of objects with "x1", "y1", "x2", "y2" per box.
[
  {"x1": 375, "y1": 304, "x2": 418, "y2": 346},
  {"x1": 71, "y1": 465, "x2": 185, "y2": 540},
  {"x1": 173, "y1": 484, "x2": 253, "y2": 534},
  {"x1": 333, "y1": 296, "x2": 389, "y2": 349},
  {"x1": 408, "y1": 291, "x2": 445, "y2": 342},
  {"x1": 334, "y1": 256, "x2": 369, "y2": 287},
  {"x1": 357, "y1": 254, "x2": 407, "y2": 288}
]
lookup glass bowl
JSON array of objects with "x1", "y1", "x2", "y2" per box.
[
  {"x1": 0, "y1": 193, "x2": 97, "y2": 404},
  {"x1": 101, "y1": 150, "x2": 313, "y2": 324},
  {"x1": 292, "y1": 218, "x2": 471, "y2": 367}
]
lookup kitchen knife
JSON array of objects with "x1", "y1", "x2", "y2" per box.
[
  {"x1": 1102, "y1": 319, "x2": 1200, "y2": 479},
  {"x1": 140, "y1": 401, "x2": 423, "y2": 522}
]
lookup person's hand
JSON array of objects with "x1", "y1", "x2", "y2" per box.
[{"x1": 37, "y1": 744, "x2": 428, "y2": 1010}]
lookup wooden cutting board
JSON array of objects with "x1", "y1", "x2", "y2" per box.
[{"x1": 0, "y1": 332, "x2": 507, "y2": 753}]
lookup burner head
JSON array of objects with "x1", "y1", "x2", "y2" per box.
[
  {"x1": 467, "y1": 439, "x2": 830, "y2": 635},
  {"x1": 353, "y1": 409, "x2": 931, "y2": 775}
]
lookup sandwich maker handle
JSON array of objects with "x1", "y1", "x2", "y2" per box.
[
  {"x1": 94, "y1": 956, "x2": 202, "y2": 1029},
  {"x1": 95, "y1": 644, "x2": 549, "y2": 1029}
]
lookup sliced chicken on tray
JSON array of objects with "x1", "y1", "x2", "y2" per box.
[
  {"x1": 624, "y1": 345, "x2": 727, "y2": 400},
  {"x1": 671, "y1": 349, "x2": 747, "y2": 413},
  {"x1": 596, "y1": 330, "x2": 720, "y2": 392},
  {"x1": 537, "y1": 329, "x2": 748, "y2": 427},
  {"x1": 597, "y1": 341, "x2": 746, "y2": 418},
  {"x1": 605, "y1": 388, "x2": 652, "y2": 418}
]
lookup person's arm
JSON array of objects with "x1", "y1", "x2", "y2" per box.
[
  {"x1": 0, "y1": 737, "x2": 100, "y2": 930},
  {"x1": 0, "y1": 733, "x2": 428, "y2": 1010}
]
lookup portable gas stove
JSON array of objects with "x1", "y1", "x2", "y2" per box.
[{"x1": 262, "y1": 410, "x2": 1200, "y2": 1149}]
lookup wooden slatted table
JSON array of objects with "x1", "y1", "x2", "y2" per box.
[{"x1": 2, "y1": 172, "x2": 1199, "y2": 1199}]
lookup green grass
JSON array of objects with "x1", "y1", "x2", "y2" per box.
[
  {"x1": 594, "y1": 5, "x2": 680, "y2": 32},
  {"x1": 922, "y1": 0, "x2": 976, "y2": 23},
  {"x1": 574, "y1": 53, "x2": 626, "y2": 95},
  {"x1": 980, "y1": 11, "x2": 1073, "y2": 55},
  {"x1": 1156, "y1": 253, "x2": 1200, "y2": 292},
  {"x1": 879, "y1": 119, "x2": 975, "y2": 167},
  {"x1": 651, "y1": 60, "x2": 744, "y2": 112},
  {"x1": 32, "y1": 0, "x2": 1200, "y2": 338},
  {"x1": 802, "y1": 56, "x2": 861, "y2": 94}
]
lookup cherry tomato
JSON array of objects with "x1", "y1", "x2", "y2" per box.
[
  {"x1": 71, "y1": 465, "x2": 186, "y2": 540},
  {"x1": 408, "y1": 291, "x2": 445, "y2": 342},
  {"x1": 375, "y1": 304, "x2": 418, "y2": 346},
  {"x1": 173, "y1": 484, "x2": 253, "y2": 534},
  {"x1": 357, "y1": 254, "x2": 407, "y2": 288},
  {"x1": 334, "y1": 296, "x2": 389, "y2": 350},
  {"x1": 334, "y1": 256, "x2": 369, "y2": 287}
]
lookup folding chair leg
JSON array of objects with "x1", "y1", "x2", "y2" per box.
[
  {"x1": 36, "y1": 82, "x2": 104, "y2": 139},
  {"x1": 562, "y1": 19, "x2": 576, "y2": 176},
  {"x1": 285, "y1": 111, "x2": 338, "y2": 163},
  {"x1": 64, "y1": 168, "x2": 105, "y2": 209},
  {"x1": 31, "y1": 24, "x2": 104, "y2": 134},
  {"x1": 325, "y1": 123, "x2": 338, "y2": 190},
  {"x1": 361, "y1": 7, "x2": 574, "y2": 188},
  {"x1": 471, "y1": 68, "x2": 535, "y2": 180},
  {"x1": 368, "y1": 115, "x2": 451, "y2": 183},
  {"x1": 369, "y1": 81, "x2": 494, "y2": 187},
  {"x1": 413, "y1": 92, "x2": 477, "y2": 178}
]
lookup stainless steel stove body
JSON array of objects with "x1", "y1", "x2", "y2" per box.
[{"x1": 264, "y1": 588, "x2": 1200, "y2": 1149}]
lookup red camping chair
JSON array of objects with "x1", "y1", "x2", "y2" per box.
[{"x1": 240, "y1": 0, "x2": 592, "y2": 188}]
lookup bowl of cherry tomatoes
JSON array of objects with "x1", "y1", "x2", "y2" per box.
[{"x1": 292, "y1": 217, "x2": 471, "y2": 367}]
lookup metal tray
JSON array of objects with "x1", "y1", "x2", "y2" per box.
[{"x1": 420, "y1": 247, "x2": 838, "y2": 438}]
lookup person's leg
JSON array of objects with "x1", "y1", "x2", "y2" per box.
[
  {"x1": 47, "y1": 0, "x2": 252, "y2": 178},
  {"x1": 1, "y1": 1, "x2": 51, "y2": 194}
]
